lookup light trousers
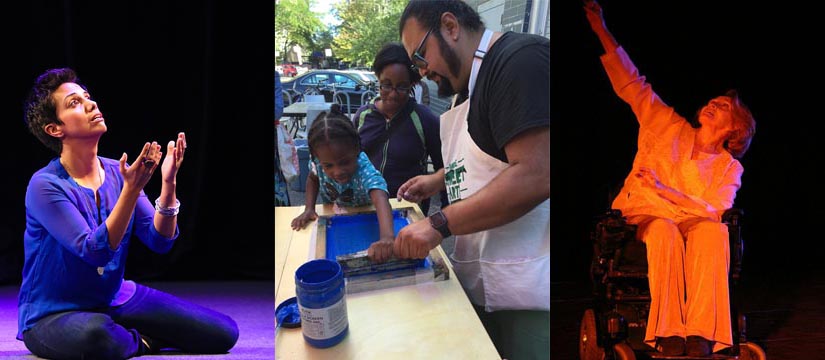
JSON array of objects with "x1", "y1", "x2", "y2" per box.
[{"x1": 630, "y1": 215, "x2": 732, "y2": 353}]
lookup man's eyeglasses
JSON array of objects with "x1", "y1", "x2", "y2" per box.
[
  {"x1": 379, "y1": 84, "x2": 411, "y2": 94},
  {"x1": 410, "y1": 28, "x2": 434, "y2": 72}
]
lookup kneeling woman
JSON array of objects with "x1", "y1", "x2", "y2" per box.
[{"x1": 17, "y1": 68, "x2": 238, "y2": 359}]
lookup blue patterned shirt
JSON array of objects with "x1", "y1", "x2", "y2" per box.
[{"x1": 311, "y1": 152, "x2": 388, "y2": 207}]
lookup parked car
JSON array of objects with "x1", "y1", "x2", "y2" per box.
[
  {"x1": 343, "y1": 70, "x2": 377, "y2": 84},
  {"x1": 281, "y1": 69, "x2": 375, "y2": 114},
  {"x1": 279, "y1": 63, "x2": 298, "y2": 77},
  {"x1": 343, "y1": 70, "x2": 378, "y2": 97}
]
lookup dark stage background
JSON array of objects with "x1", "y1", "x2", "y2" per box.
[{"x1": 0, "y1": 1, "x2": 275, "y2": 284}]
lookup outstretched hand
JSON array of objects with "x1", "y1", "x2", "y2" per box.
[
  {"x1": 161, "y1": 132, "x2": 187, "y2": 183},
  {"x1": 583, "y1": 0, "x2": 619, "y2": 54},
  {"x1": 292, "y1": 208, "x2": 318, "y2": 230},
  {"x1": 583, "y1": 0, "x2": 605, "y2": 31},
  {"x1": 119, "y1": 141, "x2": 162, "y2": 192},
  {"x1": 397, "y1": 173, "x2": 441, "y2": 204}
]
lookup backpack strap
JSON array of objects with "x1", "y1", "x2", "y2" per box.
[
  {"x1": 357, "y1": 108, "x2": 371, "y2": 130},
  {"x1": 409, "y1": 109, "x2": 429, "y2": 173},
  {"x1": 357, "y1": 96, "x2": 380, "y2": 130},
  {"x1": 410, "y1": 110, "x2": 425, "y2": 150}
]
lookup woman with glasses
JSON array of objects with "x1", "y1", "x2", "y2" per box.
[
  {"x1": 585, "y1": 1, "x2": 756, "y2": 356},
  {"x1": 353, "y1": 42, "x2": 446, "y2": 215}
]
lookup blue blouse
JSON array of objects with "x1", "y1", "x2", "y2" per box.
[
  {"x1": 312, "y1": 152, "x2": 388, "y2": 207},
  {"x1": 17, "y1": 157, "x2": 179, "y2": 339}
]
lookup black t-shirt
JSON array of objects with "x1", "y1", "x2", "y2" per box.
[{"x1": 467, "y1": 31, "x2": 550, "y2": 163}]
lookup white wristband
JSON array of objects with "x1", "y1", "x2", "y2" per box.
[{"x1": 155, "y1": 198, "x2": 180, "y2": 217}]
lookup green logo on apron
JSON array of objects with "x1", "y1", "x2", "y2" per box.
[{"x1": 445, "y1": 159, "x2": 467, "y2": 202}]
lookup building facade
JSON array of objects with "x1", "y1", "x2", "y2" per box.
[{"x1": 468, "y1": 0, "x2": 549, "y2": 38}]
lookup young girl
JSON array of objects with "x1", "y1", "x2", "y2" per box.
[{"x1": 290, "y1": 104, "x2": 395, "y2": 263}]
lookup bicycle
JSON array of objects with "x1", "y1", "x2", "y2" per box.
[{"x1": 291, "y1": 80, "x2": 333, "y2": 103}]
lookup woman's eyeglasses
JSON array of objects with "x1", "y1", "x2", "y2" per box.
[{"x1": 379, "y1": 84, "x2": 411, "y2": 94}]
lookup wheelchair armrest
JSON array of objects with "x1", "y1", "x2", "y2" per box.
[
  {"x1": 723, "y1": 208, "x2": 745, "y2": 282},
  {"x1": 722, "y1": 208, "x2": 744, "y2": 226}
]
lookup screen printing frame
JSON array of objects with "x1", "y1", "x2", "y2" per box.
[{"x1": 312, "y1": 206, "x2": 450, "y2": 294}]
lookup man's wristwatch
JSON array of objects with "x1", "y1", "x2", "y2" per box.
[{"x1": 428, "y1": 210, "x2": 451, "y2": 238}]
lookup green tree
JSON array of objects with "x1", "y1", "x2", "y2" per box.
[
  {"x1": 333, "y1": 0, "x2": 408, "y2": 67},
  {"x1": 275, "y1": 0, "x2": 326, "y2": 64}
]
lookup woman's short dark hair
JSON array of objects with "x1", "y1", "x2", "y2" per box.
[
  {"x1": 372, "y1": 42, "x2": 422, "y2": 85},
  {"x1": 24, "y1": 68, "x2": 84, "y2": 154}
]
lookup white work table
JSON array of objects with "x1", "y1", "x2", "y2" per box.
[{"x1": 275, "y1": 201, "x2": 501, "y2": 359}]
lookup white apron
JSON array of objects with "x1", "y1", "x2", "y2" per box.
[{"x1": 440, "y1": 29, "x2": 550, "y2": 312}]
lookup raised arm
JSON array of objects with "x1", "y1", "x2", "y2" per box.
[
  {"x1": 584, "y1": 0, "x2": 618, "y2": 55},
  {"x1": 584, "y1": 0, "x2": 680, "y2": 130},
  {"x1": 152, "y1": 132, "x2": 186, "y2": 239},
  {"x1": 109, "y1": 141, "x2": 163, "y2": 250}
]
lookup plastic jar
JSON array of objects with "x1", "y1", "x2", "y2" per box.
[{"x1": 295, "y1": 259, "x2": 349, "y2": 348}]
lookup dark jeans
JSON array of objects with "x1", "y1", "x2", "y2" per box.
[{"x1": 23, "y1": 284, "x2": 239, "y2": 360}]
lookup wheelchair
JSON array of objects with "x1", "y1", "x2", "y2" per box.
[{"x1": 579, "y1": 209, "x2": 767, "y2": 360}]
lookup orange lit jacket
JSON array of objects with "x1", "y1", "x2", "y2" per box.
[{"x1": 601, "y1": 47, "x2": 742, "y2": 223}]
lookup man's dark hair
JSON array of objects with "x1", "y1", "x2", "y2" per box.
[
  {"x1": 24, "y1": 68, "x2": 84, "y2": 154},
  {"x1": 399, "y1": 0, "x2": 484, "y2": 40}
]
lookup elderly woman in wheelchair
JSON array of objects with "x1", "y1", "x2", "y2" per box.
[
  {"x1": 582, "y1": 207, "x2": 765, "y2": 359},
  {"x1": 581, "y1": 1, "x2": 763, "y2": 357}
]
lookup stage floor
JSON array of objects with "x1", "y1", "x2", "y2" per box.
[{"x1": 0, "y1": 281, "x2": 273, "y2": 359}]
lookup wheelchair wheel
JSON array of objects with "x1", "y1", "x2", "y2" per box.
[
  {"x1": 738, "y1": 342, "x2": 767, "y2": 360},
  {"x1": 580, "y1": 309, "x2": 605, "y2": 360},
  {"x1": 613, "y1": 342, "x2": 636, "y2": 360}
]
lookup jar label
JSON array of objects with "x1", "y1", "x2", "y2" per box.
[{"x1": 299, "y1": 297, "x2": 348, "y2": 340}]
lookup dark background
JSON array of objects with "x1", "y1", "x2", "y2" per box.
[
  {"x1": 551, "y1": 0, "x2": 825, "y2": 357},
  {"x1": 0, "y1": 1, "x2": 274, "y2": 284}
]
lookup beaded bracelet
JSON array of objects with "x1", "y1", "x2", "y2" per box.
[{"x1": 155, "y1": 198, "x2": 181, "y2": 217}]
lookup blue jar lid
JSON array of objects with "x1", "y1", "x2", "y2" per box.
[{"x1": 275, "y1": 296, "x2": 301, "y2": 328}]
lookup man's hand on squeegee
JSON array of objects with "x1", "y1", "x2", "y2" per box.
[{"x1": 394, "y1": 219, "x2": 442, "y2": 259}]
